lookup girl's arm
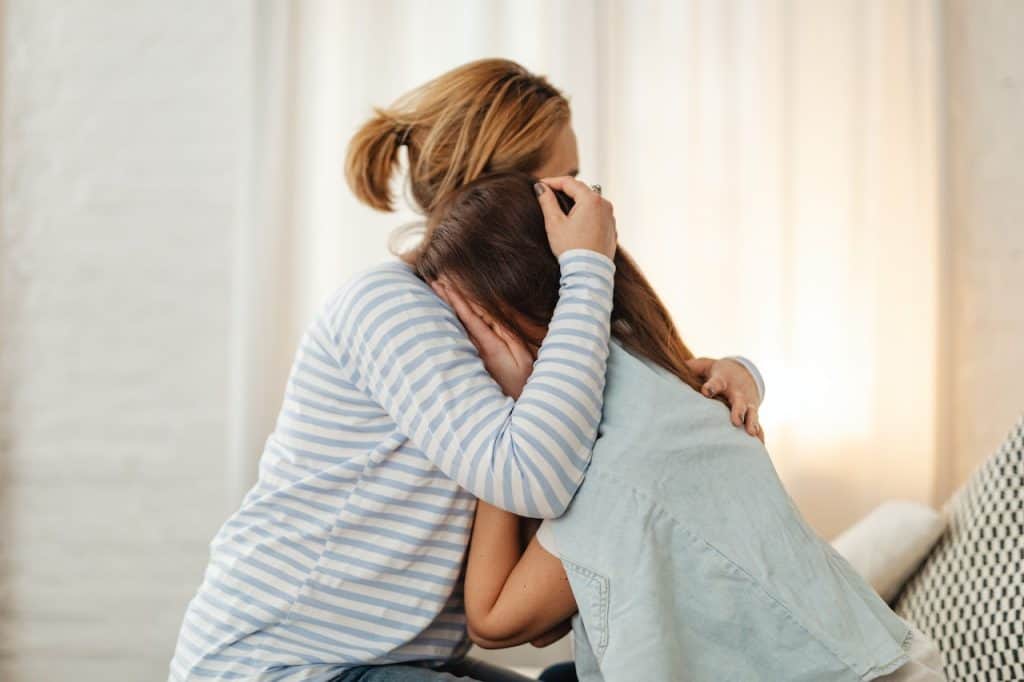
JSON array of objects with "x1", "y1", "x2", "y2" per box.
[{"x1": 464, "y1": 500, "x2": 577, "y2": 648}]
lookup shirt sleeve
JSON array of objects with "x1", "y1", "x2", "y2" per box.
[
  {"x1": 333, "y1": 250, "x2": 615, "y2": 518},
  {"x1": 726, "y1": 355, "x2": 766, "y2": 403}
]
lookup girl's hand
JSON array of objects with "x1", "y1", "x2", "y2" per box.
[
  {"x1": 535, "y1": 176, "x2": 617, "y2": 260},
  {"x1": 431, "y1": 280, "x2": 534, "y2": 399},
  {"x1": 686, "y1": 357, "x2": 763, "y2": 440}
]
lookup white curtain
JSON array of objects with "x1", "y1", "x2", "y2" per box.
[{"x1": 233, "y1": 0, "x2": 941, "y2": 538}]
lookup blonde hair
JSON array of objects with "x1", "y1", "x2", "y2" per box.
[{"x1": 345, "y1": 58, "x2": 570, "y2": 216}]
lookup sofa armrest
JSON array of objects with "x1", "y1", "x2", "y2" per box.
[{"x1": 831, "y1": 501, "x2": 946, "y2": 602}]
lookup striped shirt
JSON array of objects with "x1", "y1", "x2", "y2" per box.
[{"x1": 169, "y1": 249, "x2": 617, "y2": 681}]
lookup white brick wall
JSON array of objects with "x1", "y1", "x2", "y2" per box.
[{"x1": 0, "y1": 2, "x2": 250, "y2": 679}]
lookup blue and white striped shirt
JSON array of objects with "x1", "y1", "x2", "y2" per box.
[{"x1": 170, "y1": 249, "x2": 617, "y2": 681}]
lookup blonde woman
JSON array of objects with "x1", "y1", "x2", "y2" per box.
[{"x1": 169, "y1": 59, "x2": 765, "y2": 682}]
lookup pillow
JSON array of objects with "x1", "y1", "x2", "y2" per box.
[
  {"x1": 894, "y1": 415, "x2": 1024, "y2": 682},
  {"x1": 831, "y1": 500, "x2": 946, "y2": 602}
]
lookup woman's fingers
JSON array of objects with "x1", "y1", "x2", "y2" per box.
[
  {"x1": 729, "y1": 399, "x2": 748, "y2": 428},
  {"x1": 744, "y1": 404, "x2": 760, "y2": 437},
  {"x1": 702, "y1": 375, "x2": 726, "y2": 399},
  {"x1": 537, "y1": 175, "x2": 596, "y2": 200},
  {"x1": 728, "y1": 395, "x2": 760, "y2": 437},
  {"x1": 692, "y1": 355, "x2": 764, "y2": 438},
  {"x1": 534, "y1": 182, "x2": 565, "y2": 226},
  {"x1": 535, "y1": 176, "x2": 616, "y2": 259}
]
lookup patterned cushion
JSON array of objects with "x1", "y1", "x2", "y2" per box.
[{"x1": 895, "y1": 415, "x2": 1024, "y2": 681}]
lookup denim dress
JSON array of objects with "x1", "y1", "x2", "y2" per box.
[{"x1": 536, "y1": 342, "x2": 913, "y2": 682}]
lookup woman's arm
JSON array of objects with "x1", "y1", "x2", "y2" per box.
[
  {"x1": 332, "y1": 249, "x2": 613, "y2": 519},
  {"x1": 331, "y1": 179, "x2": 616, "y2": 519},
  {"x1": 464, "y1": 500, "x2": 577, "y2": 648}
]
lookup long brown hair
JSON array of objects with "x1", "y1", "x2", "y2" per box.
[
  {"x1": 415, "y1": 173, "x2": 705, "y2": 393},
  {"x1": 345, "y1": 59, "x2": 570, "y2": 215}
]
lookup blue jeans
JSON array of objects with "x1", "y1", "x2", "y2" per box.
[
  {"x1": 331, "y1": 656, "x2": 536, "y2": 682},
  {"x1": 538, "y1": 662, "x2": 577, "y2": 682}
]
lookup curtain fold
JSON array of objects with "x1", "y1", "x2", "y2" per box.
[{"x1": 235, "y1": 0, "x2": 940, "y2": 537}]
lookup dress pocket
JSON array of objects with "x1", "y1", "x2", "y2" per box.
[{"x1": 562, "y1": 558, "x2": 611, "y2": 663}]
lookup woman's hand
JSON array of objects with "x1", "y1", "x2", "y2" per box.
[
  {"x1": 686, "y1": 357, "x2": 763, "y2": 440},
  {"x1": 535, "y1": 176, "x2": 617, "y2": 260},
  {"x1": 431, "y1": 280, "x2": 534, "y2": 399}
]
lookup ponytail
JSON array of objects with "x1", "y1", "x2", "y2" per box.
[
  {"x1": 344, "y1": 59, "x2": 570, "y2": 217},
  {"x1": 344, "y1": 110, "x2": 408, "y2": 212}
]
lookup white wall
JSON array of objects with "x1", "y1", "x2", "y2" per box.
[
  {"x1": 0, "y1": 1, "x2": 250, "y2": 679},
  {"x1": 938, "y1": 0, "x2": 1024, "y2": 499}
]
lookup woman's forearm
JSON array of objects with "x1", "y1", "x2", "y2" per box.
[{"x1": 341, "y1": 253, "x2": 613, "y2": 518}]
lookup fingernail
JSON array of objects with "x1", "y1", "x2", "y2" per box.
[{"x1": 533, "y1": 182, "x2": 546, "y2": 197}]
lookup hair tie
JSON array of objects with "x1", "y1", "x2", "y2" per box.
[{"x1": 396, "y1": 124, "x2": 412, "y2": 147}]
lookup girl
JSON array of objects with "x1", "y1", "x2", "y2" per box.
[
  {"x1": 169, "y1": 60, "x2": 765, "y2": 681},
  {"x1": 418, "y1": 172, "x2": 947, "y2": 682}
]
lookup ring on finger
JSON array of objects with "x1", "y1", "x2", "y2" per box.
[{"x1": 590, "y1": 183, "x2": 602, "y2": 196}]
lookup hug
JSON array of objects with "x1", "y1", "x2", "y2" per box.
[{"x1": 169, "y1": 59, "x2": 946, "y2": 682}]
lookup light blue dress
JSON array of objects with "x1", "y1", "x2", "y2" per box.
[{"x1": 536, "y1": 342, "x2": 913, "y2": 681}]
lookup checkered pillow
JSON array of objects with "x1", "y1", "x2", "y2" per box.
[{"x1": 894, "y1": 415, "x2": 1024, "y2": 681}]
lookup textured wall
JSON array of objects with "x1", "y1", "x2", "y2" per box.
[
  {"x1": 0, "y1": 2, "x2": 249, "y2": 679},
  {"x1": 939, "y1": 0, "x2": 1024, "y2": 498}
]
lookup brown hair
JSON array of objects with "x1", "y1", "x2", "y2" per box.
[
  {"x1": 345, "y1": 59, "x2": 570, "y2": 215},
  {"x1": 415, "y1": 172, "x2": 705, "y2": 393}
]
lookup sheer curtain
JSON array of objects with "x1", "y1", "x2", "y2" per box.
[{"x1": 233, "y1": 0, "x2": 940, "y2": 538}]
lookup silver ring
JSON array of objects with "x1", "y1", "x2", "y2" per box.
[{"x1": 590, "y1": 183, "x2": 602, "y2": 196}]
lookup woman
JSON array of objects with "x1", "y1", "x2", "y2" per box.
[
  {"x1": 418, "y1": 172, "x2": 947, "y2": 682},
  {"x1": 169, "y1": 59, "x2": 765, "y2": 681}
]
